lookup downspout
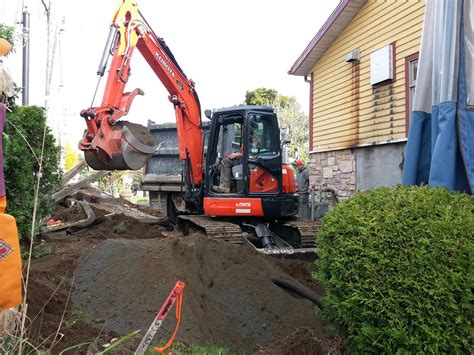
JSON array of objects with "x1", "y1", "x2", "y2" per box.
[{"x1": 304, "y1": 74, "x2": 314, "y2": 151}]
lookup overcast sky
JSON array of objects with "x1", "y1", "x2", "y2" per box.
[{"x1": 2, "y1": 0, "x2": 339, "y2": 145}]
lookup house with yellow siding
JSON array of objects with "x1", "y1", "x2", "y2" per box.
[{"x1": 289, "y1": 0, "x2": 425, "y2": 199}]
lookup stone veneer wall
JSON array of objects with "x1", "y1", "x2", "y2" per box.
[{"x1": 309, "y1": 148, "x2": 356, "y2": 202}]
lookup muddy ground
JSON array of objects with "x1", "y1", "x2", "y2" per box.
[{"x1": 25, "y1": 194, "x2": 342, "y2": 354}]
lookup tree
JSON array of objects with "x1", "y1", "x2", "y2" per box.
[
  {"x1": 0, "y1": 24, "x2": 16, "y2": 54},
  {"x1": 244, "y1": 88, "x2": 309, "y2": 161},
  {"x1": 0, "y1": 24, "x2": 20, "y2": 108},
  {"x1": 3, "y1": 106, "x2": 61, "y2": 239},
  {"x1": 63, "y1": 142, "x2": 79, "y2": 172},
  {"x1": 98, "y1": 171, "x2": 125, "y2": 197}
]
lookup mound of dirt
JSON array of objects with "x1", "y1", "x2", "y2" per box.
[
  {"x1": 255, "y1": 327, "x2": 344, "y2": 354},
  {"x1": 73, "y1": 235, "x2": 333, "y2": 352},
  {"x1": 71, "y1": 209, "x2": 164, "y2": 240},
  {"x1": 51, "y1": 204, "x2": 86, "y2": 223},
  {"x1": 27, "y1": 206, "x2": 166, "y2": 352}
]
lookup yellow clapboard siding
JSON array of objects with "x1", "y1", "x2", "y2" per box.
[
  {"x1": 310, "y1": 0, "x2": 424, "y2": 150},
  {"x1": 314, "y1": 64, "x2": 408, "y2": 99},
  {"x1": 314, "y1": 3, "x2": 424, "y2": 74},
  {"x1": 315, "y1": 126, "x2": 405, "y2": 148},
  {"x1": 314, "y1": 1, "x2": 417, "y2": 66},
  {"x1": 315, "y1": 112, "x2": 406, "y2": 134},
  {"x1": 313, "y1": 85, "x2": 405, "y2": 115},
  {"x1": 313, "y1": 31, "x2": 422, "y2": 94},
  {"x1": 314, "y1": 92, "x2": 406, "y2": 117},
  {"x1": 315, "y1": 118, "x2": 406, "y2": 140}
]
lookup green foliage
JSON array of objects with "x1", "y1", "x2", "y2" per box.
[
  {"x1": 244, "y1": 87, "x2": 309, "y2": 161},
  {"x1": 98, "y1": 170, "x2": 125, "y2": 196},
  {"x1": 144, "y1": 341, "x2": 231, "y2": 355},
  {"x1": 3, "y1": 106, "x2": 62, "y2": 239},
  {"x1": 315, "y1": 186, "x2": 473, "y2": 353},
  {"x1": 0, "y1": 23, "x2": 16, "y2": 55},
  {"x1": 245, "y1": 88, "x2": 278, "y2": 106},
  {"x1": 114, "y1": 221, "x2": 129, "y2": 234},
  {"x1": 65, "y1": 309, "x2": 88, "y2": 327},
  {"x1": 22, "y1": 240, "x2": 56, "y2": 260}
]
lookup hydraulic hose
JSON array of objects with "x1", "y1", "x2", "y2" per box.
[{"x1": 272, "y1": 277, "x2": 324, "y2": 310}]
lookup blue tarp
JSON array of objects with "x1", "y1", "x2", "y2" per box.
[{"x1": 402, "y1": 0, "x2": 473, "y2": 194}]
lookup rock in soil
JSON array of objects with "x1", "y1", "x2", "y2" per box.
[{"x1": 73, "y1": 234, "x2": 334, "y2": 352}]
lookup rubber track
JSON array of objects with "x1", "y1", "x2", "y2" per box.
[
  {"x1": 282, "y1": 219, "x2": 320, "y2": 248},
  {"x1": 177, "y1": 215, "x2": 243, "y2": 244},
  {"x1": 178, "y1": 215, "x2": 320, "y2": 249}
]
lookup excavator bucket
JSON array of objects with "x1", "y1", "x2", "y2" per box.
[{"x1": 84, "y1": 121, "x2": 158, "y2": 171}]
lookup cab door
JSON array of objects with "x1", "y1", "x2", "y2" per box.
[{"x1": 243, "y1": 111, "x2": 282, "y2": 196}]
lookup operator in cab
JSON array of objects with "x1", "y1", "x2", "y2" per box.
[
  {"x1": 213, "y1": 134, "x2": 260, "y2": 193},
  {"x1": 213, "y1": 147, "x2": 243, "y2": 193}
]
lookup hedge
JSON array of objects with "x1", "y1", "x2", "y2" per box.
[
  {"x1": 3, "y1": 106, "x2": 61, "y2": 239},
  {"x1": 315, "y1": 186, "x2": 473, "y2": 353}
]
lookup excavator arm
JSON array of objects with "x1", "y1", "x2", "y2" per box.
[{"x1": 80, "y1": 0, "x2": 203, "y2": 187}]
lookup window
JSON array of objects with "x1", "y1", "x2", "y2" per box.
[
  {"x1": 405, "y1": 53, "x2": 419, "y2": 133},
  {"x1": 409, "y1": 59, "x2": 418, "y2": 112},
  {"x1": 217, "y1": 121, "x2": 242, "y2": 158},
  {"x1": 248, "y1": 113, "x2": 278, "y2": 157}
]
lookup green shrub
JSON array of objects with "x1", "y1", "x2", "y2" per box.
[
  {"x1": 114, "y1": 221, "x2": 129, "y2": 234},
  {"x1": 315, "y1": 186, "x2": 473, "y2": 353},
  {"x1": 3, "y1": 106, "x2": 61, "y2": 239},
  {"x1": 0, "y1": 23, "x2": 16, "y2": 54}
]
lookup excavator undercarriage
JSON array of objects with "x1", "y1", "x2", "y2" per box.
[{"x1": 176, "y1": 215, "x2": 318, "y2": 255}]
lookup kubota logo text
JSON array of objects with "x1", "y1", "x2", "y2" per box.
[
  {"x1": 155, "y1": 52, "x2": 175, "y2": 78},
  {"x1": 235, "y1": 202, "x2": 251, "y2": 207}
]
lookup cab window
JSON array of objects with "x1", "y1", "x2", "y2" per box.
[{"x1": 248, "y1": 113, "x2": 278, "y2": 157}]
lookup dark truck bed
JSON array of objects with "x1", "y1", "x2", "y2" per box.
[{"x1": 141, "y1": 120, "x2": 209, "y2": 215}]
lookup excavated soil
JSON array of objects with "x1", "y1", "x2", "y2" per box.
[
  {"x1": 71, "y1": 209, "x2": 164, "y2": 240},
  {"x1": 72, "y1": 234, "x2": 333, "y2": 352},
  {"x1": 25, "y1": 205, "x2": 166, "y2": 352},
  {"x1": 255, "y1": 327, "x2": 344, "y2": 354},
  {"x1": 27, "y1": 199, "x2": 340, "y2": 353},
  {"x1": 51, "y1": 204, "x2": 86, "y2": 223},
  {"x1": 116, "y1": 121, "x2": 157, "y2": 146}
]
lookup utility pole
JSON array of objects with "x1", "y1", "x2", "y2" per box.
[{"x1": 22, "y1": 7, "x2": 30, "y2": 106}]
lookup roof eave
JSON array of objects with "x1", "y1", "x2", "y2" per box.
[{"x1": 289, "y1": 0, "x2": 366, "y2": 77}]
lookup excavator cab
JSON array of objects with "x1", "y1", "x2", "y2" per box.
[{"x1": 205, "y1": 106, "x2": 297, "y2": 219}]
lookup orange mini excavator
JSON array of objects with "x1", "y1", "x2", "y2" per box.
[{"x1": 80, "y1": 0, "x2": 317, "y2": 254}]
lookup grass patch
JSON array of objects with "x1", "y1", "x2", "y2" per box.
[
  {"x1": 64, "y1": 309, "x2": 88, "y2": 327},
  {"x1": 22, "y1": 240, "x2": 56, "y2": 260},
  {"x1": 114, "y1": 221, "x2": 130, "y2": 234}
]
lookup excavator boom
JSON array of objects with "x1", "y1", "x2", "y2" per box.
[{"x1": 80, "y1": 0, "x2": 203, "y2": 187}]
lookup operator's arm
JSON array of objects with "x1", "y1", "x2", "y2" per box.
[{"x1": 228, "y1": 152, "x2": 242, "y2": 160}]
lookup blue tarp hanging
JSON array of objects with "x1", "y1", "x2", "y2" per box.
[{"x1": 402, "y1": 0, "x2": 474, "y2": 194}]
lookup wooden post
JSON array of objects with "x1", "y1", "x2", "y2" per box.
[{"x1": 53, "y1": 171, "x2": 109, "y2": 202}]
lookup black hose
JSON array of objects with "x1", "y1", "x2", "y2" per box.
[
  {"x1": 272, "y1": 277, "x2": 324, "y2": 310},
  {"x1": 66, "y1": 200, "x2": 96, "y2": 234}
]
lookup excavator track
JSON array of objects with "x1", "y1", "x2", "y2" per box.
[
  {"x1": 177, "y1": 215, "x2": 320, "y2": 254},
  {"x1": 177, "y1": 215, "x2": 244, "y2": 244},
  {"x1": 281, "y1": 219, "x2": 320, "y2": 248}
]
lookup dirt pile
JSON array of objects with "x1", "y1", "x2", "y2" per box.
[
  {"x1": 255, "y1": 327, "x2": 344, "y2": 354},
  {"x1": 71, "y1": 207, "x2": 164, "y2": 240},
  {"x1": 26, "y1": 205, "x2": 165, "y2": 352},
  {"x1": 51, "y1": 204, "x2": 86, "y2": 223},
  {"x1": 73, "y1": 235, "x2": 332, "y2": 352}
]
